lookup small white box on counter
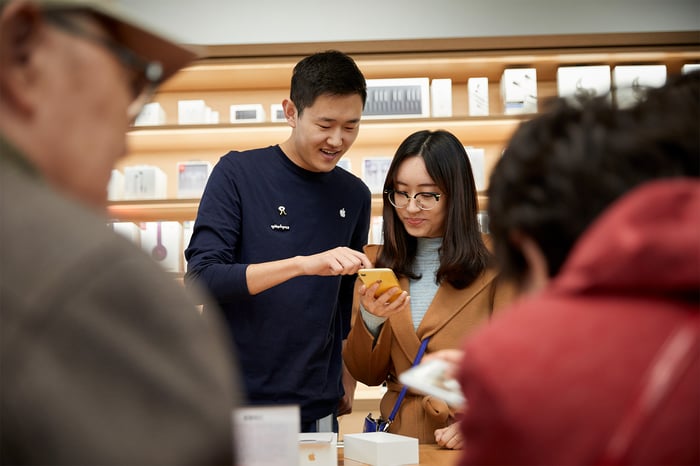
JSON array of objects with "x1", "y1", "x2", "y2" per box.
[
  {"x1": 123, "y1": 165, "x2": 167, "y2": 200},
  {"x1": 613, "y1": 65, "x2": 667, "y2": 108},
  {"x1": 343, "y1": 432, "x2": 418, "y2": 466},
  {"x1": 557, "y1": 65, "x2": 611, "y2": 103},
  {"x1": 299, "y1": 432, "x2": 337, "y2": 466},
  {"x1": 468, "y1": 77, "x2": 489, "y2": 116},
  {"x1": 430, "y1": 78, "x2": 452, "y2": 117},
  {"x1": 140, "y1": 221, "x2": 182, "y2": 273},
  {"x1": 500, "y1": 68, "x2": 537, "y2": 114}
]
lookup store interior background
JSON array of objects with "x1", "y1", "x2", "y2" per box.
[
  {"x1": 110, "y1": 0, "x2": 699, "y2": 439},
  {"x1": 119, "y1": 0, "x2": 699, "y2": 47}
]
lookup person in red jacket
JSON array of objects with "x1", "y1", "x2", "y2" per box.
[{"x1": 448, "y1": 71, "x2": 699, "y2": 465}]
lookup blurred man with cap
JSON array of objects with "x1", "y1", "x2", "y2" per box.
[{"x1": 0, "y1": 1, "x2": 242, "y2": 464}]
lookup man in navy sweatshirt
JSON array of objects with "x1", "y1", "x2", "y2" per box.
[{"x1": 185, "y1": 50, "x2": 373, "y2": 432}]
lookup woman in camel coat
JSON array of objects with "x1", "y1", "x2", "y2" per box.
[{"x1": 343, "y1": 130, "x2": 513, "y2": 449}]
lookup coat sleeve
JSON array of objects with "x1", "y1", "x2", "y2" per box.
[{"x1": 343, "y1": 277, "x2": 395, "y2": 386}]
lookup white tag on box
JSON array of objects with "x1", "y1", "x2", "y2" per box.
[
  {"x1": 139, "y1": 221, "x2": 182, "y2": 273},
  {"x1": 270, "y1": 103, "x2": 286, "y2": 122},
  {"x1": 468, "y1": 77, "x2": 489, "y2": 116},
  {"x1": 299, "y1": 432, "x2": 337, "y2": 466},
  {"x1": 613, "y1": 65, "x2": 667, "y2": 109},
  {"x1": 557, "y1": 65, "x2": 612, "y2": 103},
  {"x1": 430, "y1": 78, "x2": 452, "y2": 117},
  {"x1": 465, "y1": 146, "x2": 486, "y2": 192},
  {"x1": 343, "y1": 432, "x2": 418, "y2": 466},
  {"x1": 501, "y1": 68, "x2": 537, "y2": 115},
  {"x1": 233, "y1": 405, "x2": 300, "y2": 466},
  {"x1": 682, "y1": 64, "x2": 700, "y2": 74}
]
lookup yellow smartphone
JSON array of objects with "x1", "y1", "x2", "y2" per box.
[{"x1": 357, "y1": 268, "x2": 403, "y2": 302}]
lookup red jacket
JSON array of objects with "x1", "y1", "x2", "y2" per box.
[{"x1": 458, "y1": 179, "x2": 700, "y2": 465}]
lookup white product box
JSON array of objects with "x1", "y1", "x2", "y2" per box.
[
  {"x1": 682, "y1": 63, "x2": 700, "y2": 74},
  {"x1": 468, "y1": 77, "x2": 489, "y2": 116},
  {"x1": 182, "y1": 220, "x2": 195, "y2": 268},
  {"x1": 139, "y1": 221, "x2": 182, "y2": 273},
  {"x1": 230, "y1": 104, "x2": 265, "y2": 123},
  {"x1": 363, "y1": 78, "x2": 430, "y2": 119},
  {"x1": 557, "y1": 65, "x2": 612, "y2": 103},
  {"x1": 134, "y1": 102, "x2": 166, "y2": 126},
  {"x1": 233, "y1": 405, "x2": 300, "y2": 466},
  {"x1": 176, "y1": 161, "x2": 211, "y2": 198},
  {"x1": 270, "y1": 103, "x2": 286, "y2": 122},
  {"x1": 369, "y1": 215, "x2": 383, "y2": 244},
  {"x1": 123, "y1": 165, "x2": 167, "y2": 200},
  {"x1": 501, "y1": 68, "x2": 537, "y2": 114},
  {"x1": 613, "y1": 65, "x2": 667, "y2": 108},
  {"x1": 107, "y1": 169, "x2": 124, "y2": 201},
  {"x1": 109, "y1": 222, "x2": 140, "y2": 246},
  {"x1": 343, "y1": 432, "x2": 418, "y2": 466},
  {"x1": 299, "y1": 433, "x2": 337, "y2": 466},
  {"x1": 430, "y1": 78, "x2": 453, "y2": 117},
  {"x1": 178, "y1": 99, "x2": 209, "y2": 125},
  {"x1": 465, "y1": 146, "x2": 486, "y2": 192}
]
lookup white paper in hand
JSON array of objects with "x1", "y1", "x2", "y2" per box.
[{"x1": 399, "y1": 358, "x2": 466, "y2": 408}]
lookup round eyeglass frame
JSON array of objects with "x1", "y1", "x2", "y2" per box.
[{"x1": 384, "y1": 189, "x2": 442, "y2": 211}]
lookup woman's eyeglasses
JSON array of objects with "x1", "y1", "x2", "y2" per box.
[{"x1": 384, "y1": 189, "x2": 441, "y2": 211}]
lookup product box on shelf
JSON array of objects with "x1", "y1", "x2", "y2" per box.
[
  {"x1": 134, "y1": 102, "x2": 166, "y2": 126},
  {"x1": 363, "y1": 78, "x2": 430, "y2": 119},
  {"x1": 177, "y1": 161, "x2": 212, "y2": 198},
  {"x1": 343, "y1": 432, "x2": 418, "y2": 466},
  {"x1": 270, "y1": 103, "x2": 286, "y2": 122},
  {"x1": 109, "y1": 222, "x2": 141, "y2": 245},
  {"x1": 557, "y1": 65, "x2": 612, "y2": 104},
  {"x1": 682, "y1": 63, "x2": 700, "y2": 74},
  {"x1": 230, "y1": 104, "x2": 265, "y2": 123},
  {"x1": 500, "y1": 68, "x2": 537, "y2": 114},
  {"x1": 430, "y1": 78, "x2": 453, "y2": 117},
  {"x1": 613, "y1": 65, "x2": 667, "y2": 108},
  {"x1": 465, "y1": 146, "x2": 486, "y2": 192},
  {"x1": 107, "y1": 169, "x2": 124, "y2": 201},
  {"x1": 123, "y1": 165, "x2": 167, "y2": 200},
  {"x1": 139, "y1": 221, "x2": 182, "y2": 273},
  {"x1": 468, "y1": 77, "x2": 489, "y2": 116},
  {"x1": 299, "y1": 432, "x2": 337, "y2": 466},
  {"x1": 178, "y1": 99, "x2": 218, "y2": 125}
]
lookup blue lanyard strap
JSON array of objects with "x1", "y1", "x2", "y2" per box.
[{"x1": 387, "y1": 337, "x2": 430, "y2": 423}]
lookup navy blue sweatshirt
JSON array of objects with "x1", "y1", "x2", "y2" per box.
[{"x1": 185, "y1": 145, "x2": 371, "y2": 423}]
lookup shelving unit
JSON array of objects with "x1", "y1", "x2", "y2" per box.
[{"x1": 108, "y1": 31, "x2": 700, "y2": 223}]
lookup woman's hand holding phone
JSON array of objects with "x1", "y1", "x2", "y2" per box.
[{"x1": 357, "y1": 268, "x2": 410, "y2": 317}]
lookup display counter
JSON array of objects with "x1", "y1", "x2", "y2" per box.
[{"x1": 338, "y1": 443, "x2": 460, "y2": 466}]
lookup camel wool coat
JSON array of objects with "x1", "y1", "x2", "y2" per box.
[{"x1": 343, "y1": 244, "x2": 513, "y2": 443}]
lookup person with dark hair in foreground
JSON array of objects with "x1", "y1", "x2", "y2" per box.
[{"x1": 448, "y1": 71, "x2": 699, "y2": 465}]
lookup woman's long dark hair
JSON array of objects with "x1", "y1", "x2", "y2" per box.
[{"x1": 376, "y1": 130, "x2": 491, "y2": 289}]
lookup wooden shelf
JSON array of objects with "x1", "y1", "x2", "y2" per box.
[
  {"x1": 127, "y1": 116, "x2": 525, "y2": 152},
  {"x1": 112, "y1": 32, "x2": 699, "y2": 224}
]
